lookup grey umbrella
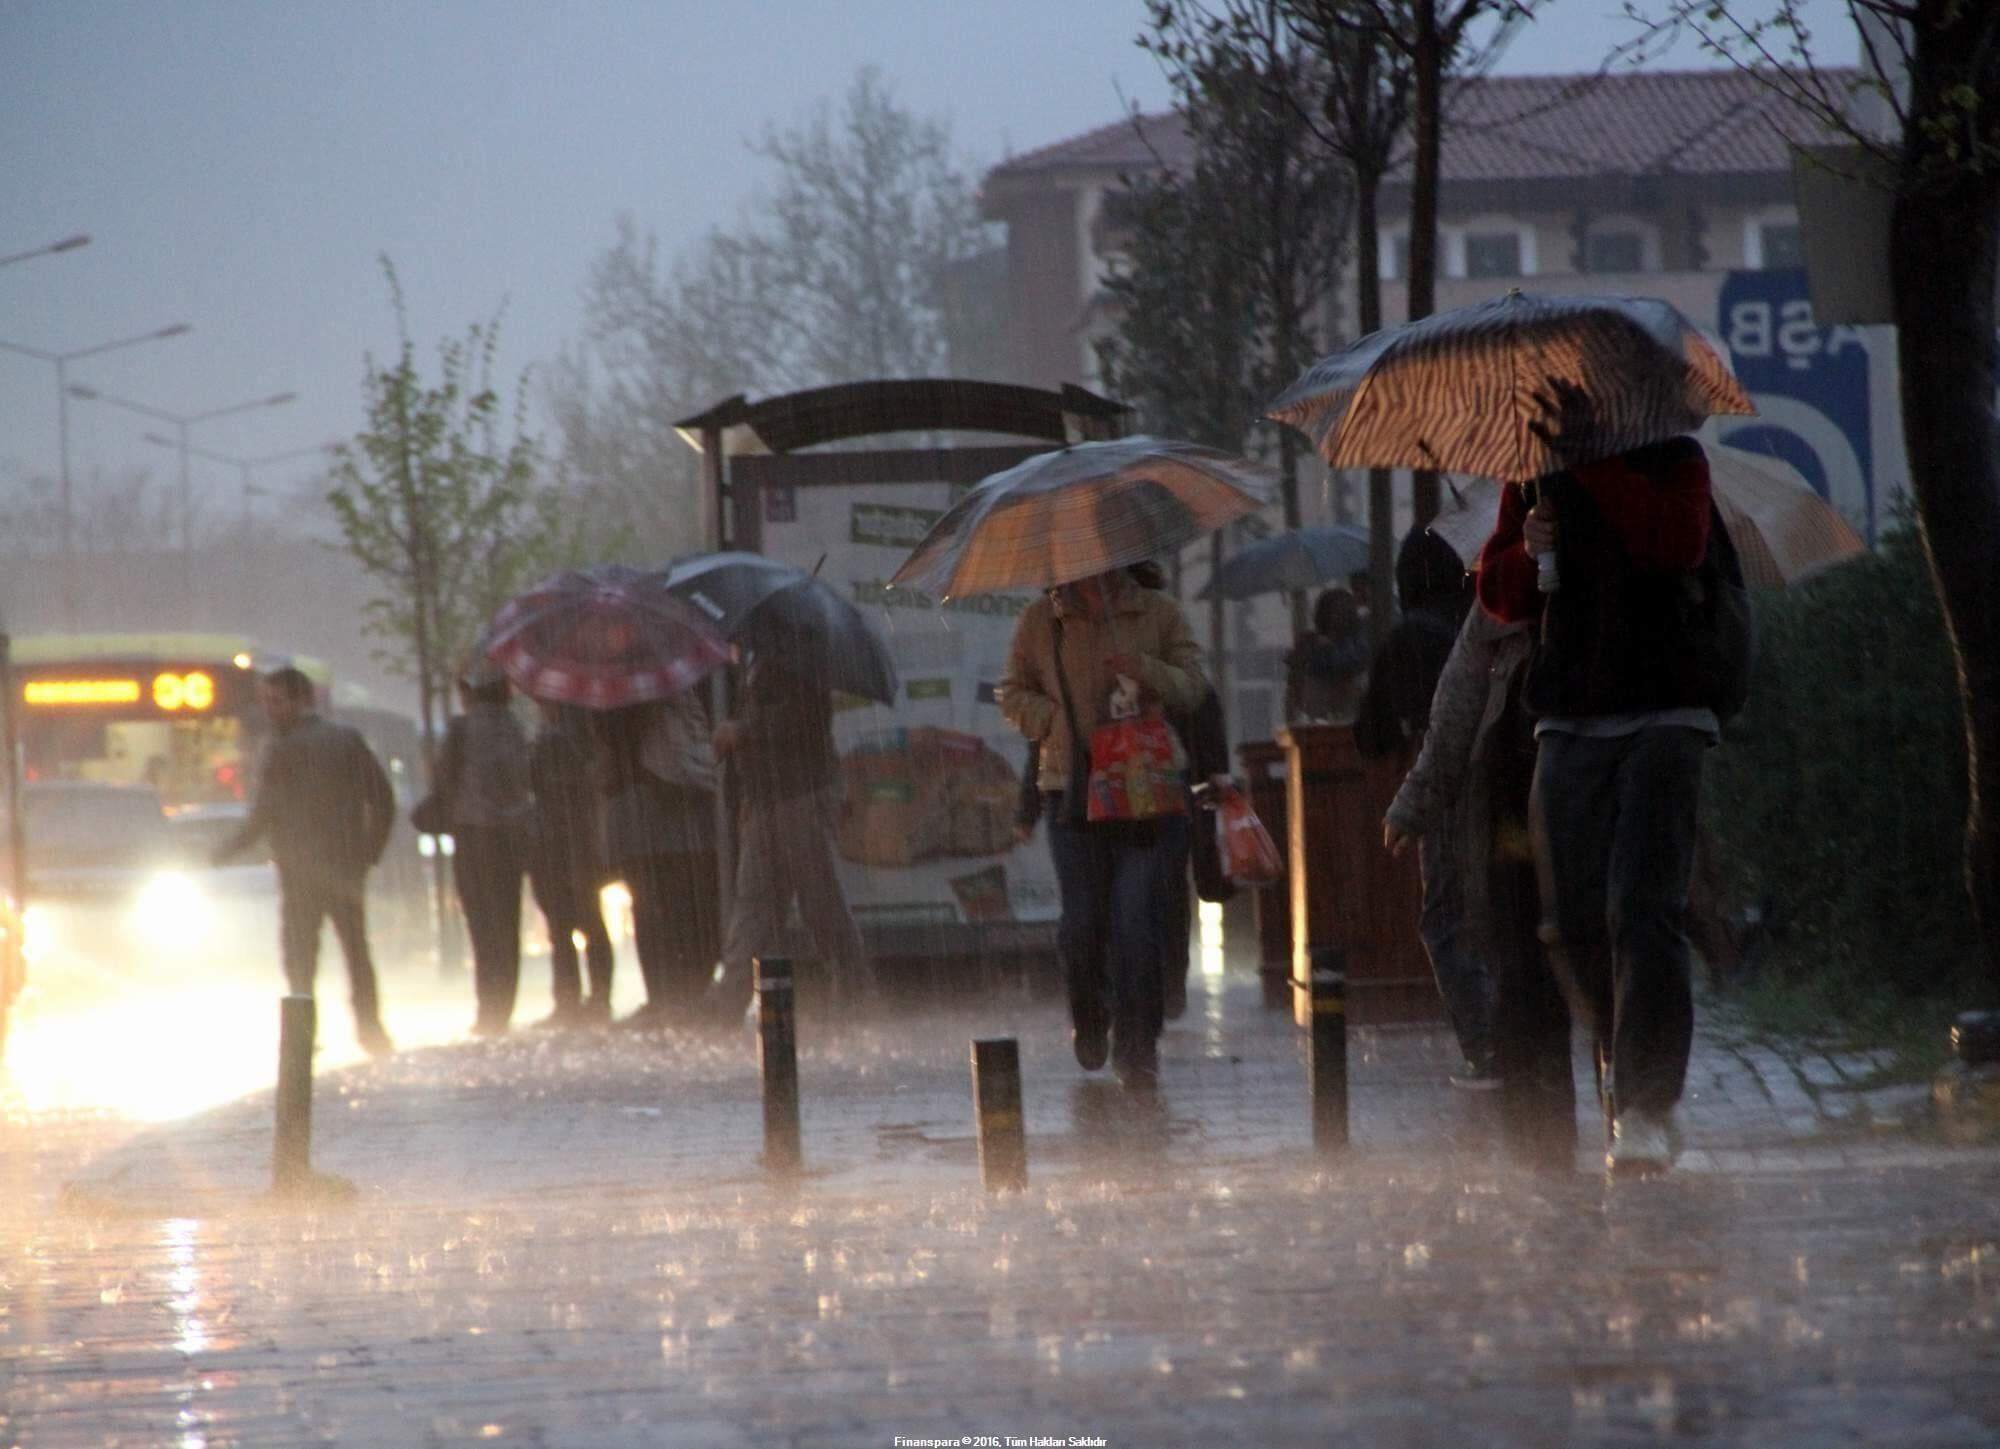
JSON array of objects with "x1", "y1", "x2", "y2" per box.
[{"x1": 1196, "y1": 525, "x2": 1373, "y2": 601}]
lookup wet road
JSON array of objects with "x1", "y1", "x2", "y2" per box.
[{"x1": 4, "y1": 967, "x2": 1999, "y2": 1446}]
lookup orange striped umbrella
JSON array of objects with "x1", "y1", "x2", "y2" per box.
[{"x1": 1269, "y1": 291, "x2": 1754, "y2": 481}]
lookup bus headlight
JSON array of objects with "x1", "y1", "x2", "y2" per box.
[
  {"x1": 21, "y1": 904, "x2": 52, "y2": 964},
  {"x1": 130, "y1": 872, "x2": 215, "y2": 948}
]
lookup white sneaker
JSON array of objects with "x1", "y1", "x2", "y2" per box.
[{"x1": 1607, "y1": 1109, "x2": 1677, "y2": 1177}]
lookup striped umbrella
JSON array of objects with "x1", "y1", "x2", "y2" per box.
[
  {"x1": 1268, "y1": 292, "x2": 1755, "y2": 481},
  {"x1": 1195, "y1": 525, "x2": 1372, "y2": 601},
  {"x1": 1423, "y1": 445, "x2": 1866, "y2": 590},
  {"x1": 889, "y1": 436, "x2": 1274, "y2": 599},
  {"x1": 483, "y1": 564, "x2": 733, "y2": 709}
]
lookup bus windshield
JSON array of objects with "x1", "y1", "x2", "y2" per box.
[{"x1": 9, "y1": 635, "x2": 326, "y2": 812}]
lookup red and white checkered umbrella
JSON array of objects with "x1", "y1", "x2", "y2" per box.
[{"x1": 483, "y1": 564, "x2": 732, "y2": 709}]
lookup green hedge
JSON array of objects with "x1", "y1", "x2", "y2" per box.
[{"x1": 1705, "y1": 516, "x2": 1975, "y2": 994}]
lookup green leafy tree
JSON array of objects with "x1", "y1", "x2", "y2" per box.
[{"x1": 328, "y1": 259, "x2": 584, "y2": 769}]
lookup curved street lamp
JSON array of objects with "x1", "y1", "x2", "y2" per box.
[
  {"x1": 67, "y1": 384, "x2": 298, "y2": 620},
  {"x1": 0, "y1": 321, "x2": 192, "y2": 628},
  {"x1": 0, "y1": 234, "x2": 90, "y2": 269}
]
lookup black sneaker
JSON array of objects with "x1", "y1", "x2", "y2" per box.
[
  {"x1": 357, "y1": 1022, "x2": 395, "y2": 1061},
  {"x1": 1073, "y1": 1017, "x2": 1110, "y2": 1072},
  {"x1": 1450, "y1": 1056, "x2": 1501, "y2": 1091}
]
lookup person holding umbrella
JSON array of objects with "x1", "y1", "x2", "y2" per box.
[
  {"x1": 997, "y1": 569, "x2": 1206, "y2": 1090},
  {"x1": 712, "y1": 618, "x2": 874, "y2": 1012}
]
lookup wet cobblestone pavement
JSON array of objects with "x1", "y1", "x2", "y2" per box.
[{"x1": 5, "y1": 969, "x2": 1999, "y2": 1446}]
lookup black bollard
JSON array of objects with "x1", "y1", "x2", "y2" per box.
[
  {"x1": 756, "y1": 956, "x2": 802, "y2": 1175},
  {"x1": 1307, "y1": 946, "x2": 1348, "y2": 1154},
  {"x1": 1952, "y1": 1011, "x2": 2000, "y2": 1066},
  {"x1": 971, "y1": 1037, "x2": 1028, "y2": 1193},
  {"x1": 272, "y1": 994, "x2": 316, "y2": 1195}
]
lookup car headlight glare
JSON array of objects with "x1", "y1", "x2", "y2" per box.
[{"x1": 130, "y1": 872, "x2": 215, "y2": 947}]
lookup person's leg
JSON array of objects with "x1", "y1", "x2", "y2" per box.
[
  {"x1": 625, "y1": 854, "x2": 673, "y2": 1012},
  {"x1": 1160, "y1": 813, "x2": 1193, "y2": 1023},
  {"x1": 720, "y1": 801, "x2": 784, "y2": 997},
  {"x1": 326, "y1": 890, "x2": 390, "y2": 1053},
  {"x1": 1047, "y1": 805, "x2": 1112, "y2": 1068},
  {"x1": 1530, "y1": 732, "x2": 1620, "y2": 1126},
  {"x1": 786, "y1": 785, "x2": 872, "y2": 1003},
  {"x1": 574, "y1": 874, "x2": 616, "y2": 1017},
  {"x1": 1603, "y1": 727, "x2": 1705, "y2": 1121},
  {"x1": 456, "y1": 830, "x2": 513, "y2": 1031},
  {"x1": 1418, "y1": 825, "x2": 1497, "y2": 1074},
  {"x1": 647, "y1": 850, "x2": 720, "y2": 1016},
  {"x1": 1106, "y1": 823, "x2": 1171, "y2": 1082},
  {"x1": 1490, "y1": 852, "x2": 1576, "y2": 1169},
  {"x1": 277, "y1": 873, "x2": 323, "y2": 1001},
  {"x1": 530, "y1": 859, "x2": 583, "y2": 1014}
]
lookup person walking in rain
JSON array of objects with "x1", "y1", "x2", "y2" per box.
[
  {"x1": 592, "y1": 693, "x2": 721, "y2": 1030},
  {"x1": 1383, "y1": 604, "x2": 1576, "y2": 1168},
  {"x1": 215, "y1": 666, "x2": 397, "y2": 1059},
  {"x1": 439, "y1": 661, "x2": 533, "y2": 1037},
  {"x1": 998, "y1": 566, "x2": 1205, "y2": 1090},
  {"x1": 528, "y1": 702, "x2": 614, "y2": 1027},
  {"x1": 714, "y1": 624, "x2": 874, "y2": 1010},
  {"x1": 1357, "y1": 527, "x2": 1496, "y2": 1088},
  {"x1": 1477, "y1": 407, "x2": 1738, "y2": 1176}
]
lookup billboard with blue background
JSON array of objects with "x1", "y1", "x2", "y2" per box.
[{"x1": 1713, "y1": 268, "x2": 1902, "y2": 543}]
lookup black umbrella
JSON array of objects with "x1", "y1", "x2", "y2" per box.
[{"x1": 660, "y1": 552, "x2": 899, "y2": 704}]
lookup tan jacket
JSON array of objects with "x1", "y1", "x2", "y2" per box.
[
  {"x1": 639, "y1": 690, "x2": 718, "y2": 797},
  {"x1": 997, "y1": 585, "x2": 1206, "y2": 792}
]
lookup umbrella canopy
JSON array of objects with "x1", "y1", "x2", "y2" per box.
[
  {"x1": 1268, "y1": 291, "x2": 1754, "y2": 482},
  {"x1": 483, "y1": 563, "x2": 732, "y2": 709},
  {"x1": 1196, "y1": 525, "x2": 1372, "y2": 601},
  {"x1": 889, "y1": 436, "x2": 1274, "y2": 599},
  {"x1": 1423, "y1": 445, "x2": 1866, "y2": 590},
  {"x1": 661, "y1": 551, "x2": 898, "y2": 704}
]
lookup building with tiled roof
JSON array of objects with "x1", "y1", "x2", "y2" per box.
[{"x1": 981, "y1": 67, "x2": 1858, "y2": 395}]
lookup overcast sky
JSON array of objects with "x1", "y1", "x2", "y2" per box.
[{"x1": 1, "y1": 0, "x2": 1861, "y2": 524}]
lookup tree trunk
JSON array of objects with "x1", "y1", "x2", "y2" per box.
[
  {"x1": 1406, "y1": 0, "x2": 1443, "y2": 529},
  {"x1": 1356, "y1": 171, "x2": 1396, "y2": 650},
  {"x1": 1890, "y1": 134, "x2": 2000, "y2": 988}
]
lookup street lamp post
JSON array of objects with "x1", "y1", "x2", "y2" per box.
[
  {"x1": 0, "y1": 233, "x2": 90, "y2": 269},
  {"x1": 140, "y1": 435, "x2": 336, "y2": 537},
  {"x1": 67, "y1": 384, "x2": 297, "y2": 623},
  {"x1": 0, "y1": 323, "x2": 192, "y2": 629}
]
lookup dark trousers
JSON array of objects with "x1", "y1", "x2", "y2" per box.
[
  {"x1": 1418, "y1": 824, "x2": 1496, "y2": 1066},
  {"x1": 1488, "y1": 845, "x2": 1578, "y2": 1168},
  {"x1": 1047, "y1": 798, "x2": 1185, "y2": 1073},
  {"x1": 530, "y1": 860, "x2": 613, "y2": 1011},
  {"x1": 628, "y1": 849, "x2": 721, "y2": 1017},
  {"x1": 278, "y1": 872, "x2": 382, "y2": 1029},
  {"x1": 455, "y1": 826, "x2": 525, "y2": 1029},
  {"x1": 1530, "y1": 727, "x2": 1705, "y2": 1121}
]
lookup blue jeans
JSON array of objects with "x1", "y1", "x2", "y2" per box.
[
  {"x1": 1046, "y1": 797, "x2": 1186, "y2": 1073},
  {"x1": 1419, "y1": 825, "x2": 1495, "y2": 1065}
]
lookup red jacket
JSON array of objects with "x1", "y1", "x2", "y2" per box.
[{"x1": 1476, "y1": 444, "x2": 1713, "y2": 624}]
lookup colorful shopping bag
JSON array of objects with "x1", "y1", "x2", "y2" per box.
[
  {"x1": 1213, "y1": 783, "x2": 1283, "y2": 885},
  {"x1": 1085, "y1": 715, "x2": 1187, "y2": 822}
]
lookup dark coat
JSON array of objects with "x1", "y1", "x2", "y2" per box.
[{"x1": 225, "y1": 714, "x2": 394, "y2": 894}]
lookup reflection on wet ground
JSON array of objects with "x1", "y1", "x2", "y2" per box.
[{"x1": 3, "y1": 963, "x2": 1998, "y2": 1445}]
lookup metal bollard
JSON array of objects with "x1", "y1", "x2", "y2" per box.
[
  {"x1": 272, "y1": 994, "x2": 316, "y2": 1195},
  {"x1": 971, "y1": 1037, "x2": 1028, "y2": 1193},
  {"x1": 1307, "y1": 946, "x2": 1348, "y2": 1153},
  {"x1": 756, "y1": 957, "x2": 802, "y2": 1174}
]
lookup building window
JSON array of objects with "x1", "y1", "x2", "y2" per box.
[
  {"x1": 1464, "y1": 231, "x2": 1522, "y2": 279},
  {"x1": 1586, "y1": 230, "x2": 1645, "y2": 274},
  {"x1": 1379, "y1": 231, "x2": 1411, "y2": 281},
  {"x1": 1759, "y1": 222, "x2": 1805, "y2": 269}
]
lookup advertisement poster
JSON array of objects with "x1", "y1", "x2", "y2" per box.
[{"x1": 759, "y1": 478, "x2": 1060, "y2": 941}]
